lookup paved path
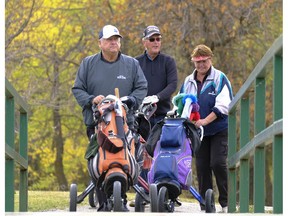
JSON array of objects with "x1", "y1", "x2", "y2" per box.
[
  {"x1": 74, "y1": 201, "x2": 216, "y2": 213},
  {"x1": 5, "y1": 201, "x2": 279, "y2": 216},
  {"x1": 5, "y1": 203, "x2": 280, "y2": 216}
]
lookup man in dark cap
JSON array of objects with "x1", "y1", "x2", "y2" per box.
[
  {"x1": 136, "y1": 25, "x2": 178, "y2": 129},
  {"x1": 130, "y1": 25, "x2": 178, "y2": 207}
]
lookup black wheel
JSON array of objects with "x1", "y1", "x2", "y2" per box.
[
  {"x1": 69, "y1": 184, "x2": 77, "y2": 212},
  {"x1": 135, "y1": 187, "x2": 145, "y2": 212},
  {"x1": 113, "y1": 181, "x2": 122, "y2": 212},
  {"x1": 88, "y1": 188, "x2": 98, "y2": 208},
  {"x1": 158, "y1": 186, "x2": 169, "y2": 212},
  {"x1": 149, "y1": 183, "x2": 158, "y2": 212},
  {"x1": 205, "y1": 189, "x2": 216, "y2": 213}
]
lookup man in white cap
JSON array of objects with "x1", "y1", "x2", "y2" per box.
[{"x1": 72, "y1": 24, "x2": 148, "y2": 211}]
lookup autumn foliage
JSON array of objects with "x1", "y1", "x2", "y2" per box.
[{"x1": 5, "y1": 0, "x2": 282, "y2": 192}]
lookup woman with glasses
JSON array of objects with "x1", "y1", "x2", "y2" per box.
[{"x1": 179, "y1": 44, "x2": 233, "y2": 213}]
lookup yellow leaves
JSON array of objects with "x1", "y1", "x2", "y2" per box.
[
  {"x1": 38, "y1": 147, "x2": 55, "y2": 164},
  {"x1": 63, "y1": 137, "x2": 89, "y2": 184},
  {"x1": 111, "y1": 0, "x2": 126, "y2": 5},
  {"x1": 166, "y1": 2, "x2": 174, "y2": 11},
  {"x1": 6, "y1": 0, "x2": 283, "y2": 191}
]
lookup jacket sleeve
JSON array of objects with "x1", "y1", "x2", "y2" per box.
[
  {"x1": 72, "y1": 59, "x2": 95, "y2": 109},
  {"x1": 157, "y1": 57, "x2": 178, "y2": 100},
  {"x1": 213, "y1": 73, "x2": 233, "y2": 117}
]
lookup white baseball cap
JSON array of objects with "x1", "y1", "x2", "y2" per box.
[{"x1": 99, "y1": 25, "x2": 123, "y2": 39}]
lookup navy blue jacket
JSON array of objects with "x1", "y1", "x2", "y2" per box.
[
  {"x1": 180, "y1": 66, "x2": 233, "y2": 136},
  {"x1": 136, "y1": 52, "x2": 178, "y2": 115}
]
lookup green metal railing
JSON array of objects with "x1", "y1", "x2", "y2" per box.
[
  {"x1": 5, "y1": 78, "x2": 29, "y2": 212},
  {"x1": 228, "y1": 35, "x2": 283, "y2": 214}
]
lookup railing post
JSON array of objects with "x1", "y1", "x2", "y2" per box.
[
  {"x1": 254, "y1": 78, "x2": 266, "y2": 213},
  {"x1": 272, "y1": 54, "x2": 282, "y2": 213},
  {"x1": 5, "y1": 93, "x2": 15, "y2": 212},
  {"x1": 239, "y1": 97, "x2": 250, "y2": 213},
  {"x1": 228, "y1": 110, "x2": 237, "y2": 213},
  {"x1": 19, "y1": 112, "x2": 28, "y2": 211}
]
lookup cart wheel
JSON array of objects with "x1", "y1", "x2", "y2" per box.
[
  {"x1": 113, "y1": 181, "x2": 122, "y2": 212},
  {"x1": 88, "y1": 188, "x2": 98, "y2": 208},
  {"x1": 135, "y1": 187, "x2": 145, "y2": 212},
  {"x1": 158, "y1": 186, "x2": 169, "y2": 212},
  {"x1": 205, "y1": 189, "x2": 216, "y2": 213},
  {"x1": 69, "y1": 184, "x2": 77, "y2": 212},
  {"x1": 149, "y1": 183, "x2": 158, "y2": 212}
]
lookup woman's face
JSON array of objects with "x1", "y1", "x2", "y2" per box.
[{"x1": 194, "y1": 58, "x2": 212, "y2": 75}]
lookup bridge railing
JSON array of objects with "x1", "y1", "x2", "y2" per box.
[
  {"x1": 5, "y1": 78, "x2": 29, "y2": 212},
  {"x1": 228, "y1": 35, "x2": 282, "y2": 214}
]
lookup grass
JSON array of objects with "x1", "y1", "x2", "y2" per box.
[
  {"x1": 15, "y1": 191, "x2": 79, "y2": 211},
  {"x1": 14, "y1": 190, "x2": 197, "y2": 212}
]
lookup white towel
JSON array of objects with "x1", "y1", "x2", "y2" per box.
[{"x1": 181, "y1": 98, "x2": 193, "y2": 119}]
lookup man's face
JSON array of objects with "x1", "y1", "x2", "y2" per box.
[
  {"x1": 143, "y1": 34, "x2": 161, "y2": 56},
  {"x1": 99, "y1": 36, "x2": 121, "y2": 54}
]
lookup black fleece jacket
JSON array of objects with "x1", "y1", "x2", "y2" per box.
[{"x1": 136, "y1": 52, "x2": 178, "y2": 115}]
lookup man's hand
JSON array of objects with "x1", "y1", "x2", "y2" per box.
[
  {"x1": 143, "y1": 95, "x2": 159, "y2": 104},
  {"x1": 121, "y1": 96, "x2": 136, "y2": 109},
  {"x1": 92, "y1": 95, "x2": 105, "y2": 105}
]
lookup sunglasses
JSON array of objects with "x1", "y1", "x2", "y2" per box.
[{"x1": 148, "y1": 37, "x2": 161, "y2": 42}]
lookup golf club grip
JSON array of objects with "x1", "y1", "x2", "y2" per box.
[{"x1": 115, "y1": 88, "x2": 119, "y2": 98}]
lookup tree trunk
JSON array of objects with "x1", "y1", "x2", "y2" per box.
[
  {"x1": 53, "y1": 107, "x2": 68, "y2": 191},
  {"x1": 52, "y1": 61, "x2": 68, "y2": 191}
]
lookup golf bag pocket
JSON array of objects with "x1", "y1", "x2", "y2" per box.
[
  {"x1": 149, "y1": 152, "x2": 178, "y2": 184},
  {"x1": 160, "y1": 123, "x2": 185, "y2": 148},
  {"x1": 177, "y1": 154, "x2": 192, "y2": 189},
  {"x1": 90, "y1": 146, "x2": 136, "y2": 183},
  {"x1": 97, "y1": 130, "x2": 123, "y2": 153}
]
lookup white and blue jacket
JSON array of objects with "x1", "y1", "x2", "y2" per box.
[{"x1": 180, "y1": 66, "x2": 233, "y2": 136}]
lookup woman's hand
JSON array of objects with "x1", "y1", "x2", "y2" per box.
[{"x1": 195, "y1": 119, "x2": 208, "y2": 128}]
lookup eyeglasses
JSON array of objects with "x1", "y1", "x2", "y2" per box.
[{"x1": 148, "y1": 37, "x2": 161, "y2": 42}]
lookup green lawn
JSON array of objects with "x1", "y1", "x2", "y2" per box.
[{"x1": 15, "y1": 191, "x2": 79, "y2": 211}]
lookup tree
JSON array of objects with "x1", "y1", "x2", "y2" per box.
[
  {"x1": 5, "y1": 0, "x2": 282, "y2": 193},
  {"x1": 6, "y1": 0, "x2": 92, "y2": 190}
]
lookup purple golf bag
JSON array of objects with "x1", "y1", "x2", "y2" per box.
[{"x1": 147, "y1": 118, "x2": 194, "y2": 190}]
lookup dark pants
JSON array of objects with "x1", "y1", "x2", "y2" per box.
[
  {"x1": 87, "y1": 127, "x2": 95, "y2": 140},
  {"x1": 196, "y1": 129, "x2": 228, "y2": 208},
  {"x1": 137, "y1": 168, "x2": 149, "y2": 192}
]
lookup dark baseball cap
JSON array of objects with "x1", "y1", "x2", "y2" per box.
[{"x1": 143, "y1": 25, "x2": 161, "y2": 39}]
